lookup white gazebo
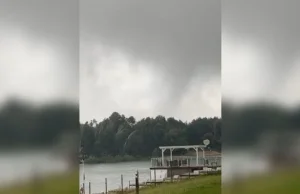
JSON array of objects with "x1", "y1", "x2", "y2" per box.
[{"x1": 159, "y1": 145, "x2": 207, "y2": 166}]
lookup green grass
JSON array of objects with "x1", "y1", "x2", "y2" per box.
[
  {"x1": 223, "y1": 168, "x2": 300, "y2": 194},
  {"x1": 127, "y1": 174, "x2": 221, "y2": 194},
  {"x1": 0, "y1": 173, "x2": 220, "y2": 194},
  {"x1": 0, "y1": 171, "x2": 78, "y2": 194}
]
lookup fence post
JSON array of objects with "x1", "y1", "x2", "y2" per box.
[
  {"x1": 135, "y1": 170, "x2": 139, "y2": 194},
  {"x1": 154, "y1": 169, "x2": 156, "y2": 186},
  {"x1": 121, "y1": 174, "x2": 124, "y2": 194},
  {"x1": 89, "y1": 182, "x2": 91, "y2": 194},
  {"x1": 105, "y1": 178, "x2": 107, "y2": 194},
  {"x1": 83, "y1": 183, "x2": 85, "y2": 194}
]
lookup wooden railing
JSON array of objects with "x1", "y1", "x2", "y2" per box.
[{"x1": 151, "y1": 156, "x2": 221, "y2": 167}]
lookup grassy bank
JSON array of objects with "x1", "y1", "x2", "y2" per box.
[
  {"x1": 136, "y1": 175, "x2": 220, "y2": 194},
  {"x1": 137, "y1": 174, "x2": 220, "y2": 194},
  {"x1": 83, "y1": 155, "x2": 149, "y2": 164},
  {"x1": 109, "y1": 174, "x2": 221, "y2": 194}
]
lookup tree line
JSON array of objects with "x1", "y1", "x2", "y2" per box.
[{"x1": 80, "y1": 112, "x2": 221, "y2": 159}]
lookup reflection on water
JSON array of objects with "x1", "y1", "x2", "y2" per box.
[{"x1": 0, "y1": 150, "x2": 69, "y2": 186}]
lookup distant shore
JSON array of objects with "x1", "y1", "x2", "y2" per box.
[
  {"x1": 80, "y1": 155, "x2": 150, "y2": 164},
  {"x1": 80, "y1": 150, "x2": 221, "y2": 164}
]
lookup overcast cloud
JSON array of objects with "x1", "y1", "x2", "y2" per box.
[
  {"x1": 80, "y1": 0, "x2": 221, "y2": 122},
  {"x1": 0, "y1": 0, "x2": 78, "y2": 106},
  {"x1": 222, "y1": 0, "x2": 300, "y2": 108}
]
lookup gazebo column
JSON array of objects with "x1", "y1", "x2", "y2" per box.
[
  {"x1": 170, "y1": 148, "x2": 174, "y2": 161},
  {"x1": 200, "y1": 147, "x2": 205, "y2": 158},
  {"x1": 195, "y1": 147, "x2": 199, "y2": 166},
  {"x1": 161, "y1": 148, "x2": 166, "y2": 166}
]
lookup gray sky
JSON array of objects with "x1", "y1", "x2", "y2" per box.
[
  {"x1": 0, "y1": 0, "x2": 78, "y2": 106},
  {"x1": 222, "y1": 0, "x2": 300, "y2": 108},
  {"x1": 3, "y1": 0, "x2": 297, "y2": 123},
  {"x1": 80, "y1": 0, "x2": 221, "y2": 122}
]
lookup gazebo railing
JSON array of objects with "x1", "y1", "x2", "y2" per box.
[{"x1": 151, "y1": 156, "x2": 221, "y2": 167}]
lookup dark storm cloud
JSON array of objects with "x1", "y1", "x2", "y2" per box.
[
  {"x1": 81, "y1": 0, "x2": 220, "y2": 99},
  {"x1": 223, "y1": 0, "x2": 299, "y2": 53},
  {"x1": 80, "y1": 0, "x2": 221, "y2": 121},
  {"x1": 1, "y1": 0, "x2": 78, "y2": 49}
]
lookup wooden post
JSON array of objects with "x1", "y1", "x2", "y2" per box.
[
  {"x1": 135, "y1": 171, "x2": 139, "y2": 194},
  {"x1": 83, "y1": 183, "x2": 85, "y2": 194},
  {"x1": 89, "y1": 182, "x2": 91, "y2": 194},
  {"x1": 105, "y1": 178, "x2": 107, "y2": 194},
  {"x1": 121, "y1": 174, "x2": 124, "y2": 194}
]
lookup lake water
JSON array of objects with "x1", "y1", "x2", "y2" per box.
[{"x1": 80, "y1": 161, "x2": 151, "y2": 193}]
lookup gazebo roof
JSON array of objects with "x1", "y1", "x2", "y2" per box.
[{"x1": 159, "y1": 145, "x2": 206, "y2": 150}]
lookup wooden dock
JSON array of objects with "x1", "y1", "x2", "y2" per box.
[
  {"x1": 129, "y1": 180, "x2": 164, "y2": 187},
  {"x1": 150, "y1": 165, "x2": 221, "y2": 170}
]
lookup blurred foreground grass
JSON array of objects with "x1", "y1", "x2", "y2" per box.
[
  {"x1": 0, "y1": 171, "x2": 78, "y2": 194},
  {"x1": 223, "y1": 168, "x2": 300, "y2": 194}
]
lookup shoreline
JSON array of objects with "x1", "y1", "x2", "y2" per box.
[
  {"x1": 80, "y1": 150, "x2": 222, "y2": 164},
  {"x1": 79, "y1": 155, "x2": 150, "y2": 164}
]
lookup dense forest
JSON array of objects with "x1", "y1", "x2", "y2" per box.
[{"x1": 80, "y1": 112, "x2": 222, "y2": 159}]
